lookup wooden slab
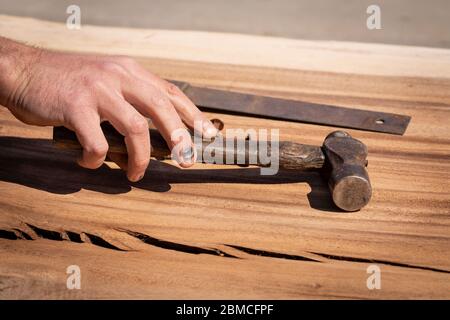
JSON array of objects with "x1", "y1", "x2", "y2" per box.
[{"x1": 0, "y1": 15, "x2": 449, "y2": 299}]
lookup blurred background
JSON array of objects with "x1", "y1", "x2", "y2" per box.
[{"x1": 1, "y1": 0, "x2": 449, "y2": 48}]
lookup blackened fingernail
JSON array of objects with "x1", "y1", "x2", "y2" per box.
[
  {"x1": 182, "y1": 146, "x2": 194, "y2": 162},
  {"x1": 210, "y1": 118, "x2": 224, "y2": 131}
]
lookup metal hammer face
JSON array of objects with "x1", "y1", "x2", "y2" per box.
[{"x1": 321, "y1": 131, "x2": 372, "y2": 212}]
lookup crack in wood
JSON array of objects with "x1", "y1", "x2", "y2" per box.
[
  {"x1": 26, "y1": 223, "x2": 64, "y2": 241},
  {"x1": 225, "y1": 244, "x2": 320, "y2": 262},
  {"x1": 0, "y1": 224, "x2": 126, "y2": 252},
  {"x1": 0, "y1": 229, "x2": 17, "y2": 240},
  {"x1": 309, "y1": 251, "x2": 450, "y2": 274},
  {"x1": 117, "y1": 229, "x2": 238, "y2": 258},
  {"x1": 1, "y1": 225, "x2": 448, "y2": 275},
  {"x1": 83, "y1": 232, "x2": 126, "y2": 251},
  {"x1": 12, "y1": 228, "x2": 33, "y2": 240}
]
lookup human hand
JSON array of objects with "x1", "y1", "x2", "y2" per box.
[{"x1": 0, "y1": 37, "x2": 218, "y2": 181}]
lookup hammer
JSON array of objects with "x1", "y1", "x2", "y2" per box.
[{"x1": 53, "y1": 123, "x2": 371, "y2": 211}]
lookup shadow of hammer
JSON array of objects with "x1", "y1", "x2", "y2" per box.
[{"x1": 53, "y1": 124, "x2": 371, "y2": 212}]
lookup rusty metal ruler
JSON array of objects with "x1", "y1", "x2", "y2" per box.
[{"x1": 170, "y1": 80, "x2": 410, "y2": 135}]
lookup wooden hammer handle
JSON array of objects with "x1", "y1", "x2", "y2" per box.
[
  {"x1": 54, "y1": 122, "x2": 172, "y2": 160},
  {"x1": 53, "y1": 122, "x2": 325, "y2": 170}
]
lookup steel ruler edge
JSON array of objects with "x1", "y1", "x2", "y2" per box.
[{"x1": 169, "y1": 80, "x2": 411, "y2": 135}]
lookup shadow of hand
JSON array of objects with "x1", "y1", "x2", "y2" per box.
[{"x1": 0, "y1": 136, "x2": 339, "y2": 212}]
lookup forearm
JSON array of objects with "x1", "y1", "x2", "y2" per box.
[{"x1": 0, "y1": 36, "x2": 42, "y2": 108}]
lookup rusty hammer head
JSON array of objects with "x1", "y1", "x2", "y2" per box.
[{"x1": 321, "y1": 131, "x2": 372, "y2": 211}]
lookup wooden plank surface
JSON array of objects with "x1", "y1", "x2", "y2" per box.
[{"x1": 0, "y1": 15, "x2": 449, "y2": 299}]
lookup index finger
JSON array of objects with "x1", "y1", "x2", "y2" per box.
[
  {"x1": 116, "y1": 59, "x2": 218, "y2": 139},
  {"x1": 121, "y1": 81, "x2": 195, "y2": 168}
]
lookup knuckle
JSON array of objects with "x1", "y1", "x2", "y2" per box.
[
  {"x1": 127, "y1": 114, "x2": 148, "y2": 135},
  {"x1": 152, "y1": 93, "x2": 172, "y2": 110},
  {"x1": 166, "y1": 83, "x2": 182, "y2": 96},
  {"x1": 82, "y1": 74, "x2": 104, "y2": 88},
  {"x1": 67, "y1": 93, "x2": 92, "y2": 109},
  {"x1": 85, "y1": 141, "x2": 108, "y2": 158},
  {"x1": 97, "y1": 61, "x2": 127, "y2": 77},
  {"x1": 114, "y1": 56, "x2": 139, "y2": 68},
  {"x1": 91, "y1": 80, "x2": 111, "y2": 95}
]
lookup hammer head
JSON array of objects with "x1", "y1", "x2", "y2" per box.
[{"x1": 321, "y1": 131, "x2": 372, "y2": 211}]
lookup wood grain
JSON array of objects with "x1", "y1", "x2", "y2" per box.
[{"x1": 0, "y1": 15, "x2": 449, "y2": 299}]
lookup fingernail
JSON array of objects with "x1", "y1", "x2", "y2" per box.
[
  {"x1": 203, "y1": 121, "x2": 218, "y2": 139},
  {"x1": 181, "y1": 145, "x2": 194, "y2": 163},
  {"x1": 129, "y1": 173, "x2": 144, "y2": 182},
  {"x1": 171, "y1": 128, "x2": 191, "y2": 146}
]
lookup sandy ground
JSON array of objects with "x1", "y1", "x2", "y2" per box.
[{"x1": 0, "y1": 0, "x2": 449, "y2": 48}]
